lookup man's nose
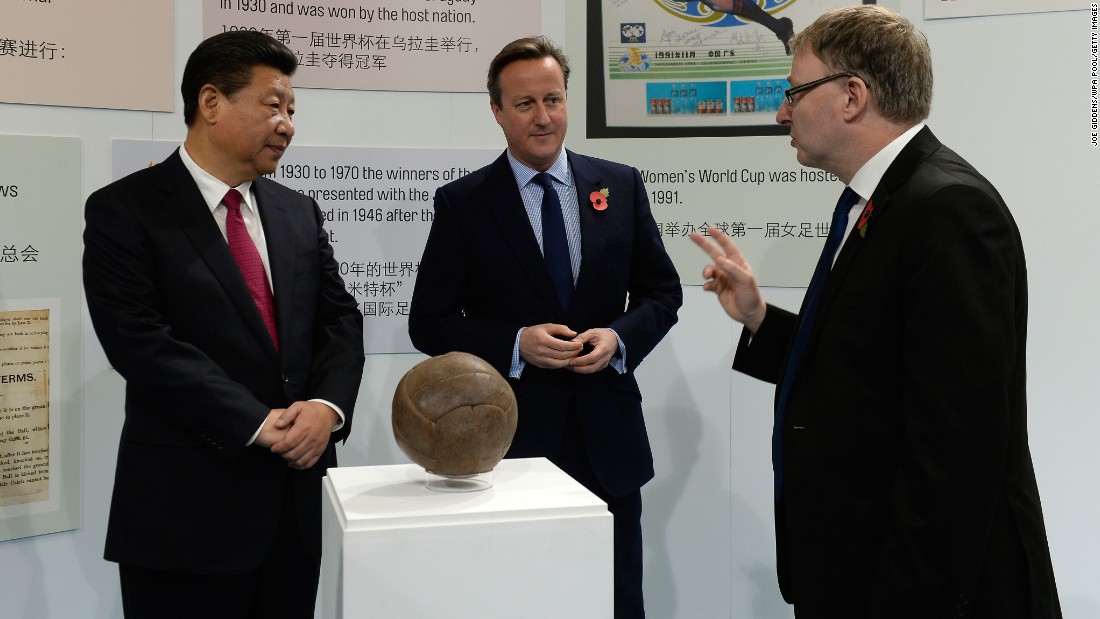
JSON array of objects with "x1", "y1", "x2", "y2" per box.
[
  {"x1": 775, "y1": 98, "x2": 792, "y2": 125},
  {"x1": 279, "y1": 115, "x2": 295, "y2": 138}
]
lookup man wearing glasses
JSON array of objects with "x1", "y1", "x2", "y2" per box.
[{"x1": 692, "y1": 6, "x2": 1061, "y2": 618}]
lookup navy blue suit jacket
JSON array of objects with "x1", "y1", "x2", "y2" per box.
[
  {"x1": 409, "y1": 150, "x2": 681, "y2": 497},
  {"x1": 83, "y1": 150, "x2": 365, "y2": 573}
]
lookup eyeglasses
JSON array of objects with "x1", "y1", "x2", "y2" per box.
[{"x1": 783, "y1": 72, "x2": 861, "y2": 107}]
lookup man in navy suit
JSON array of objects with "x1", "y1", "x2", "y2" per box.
[
  {"x1": 691, "y1": 6, "x2": 1060, "y2": 618},
  {"x1": 83, "y1": 31, "x2": 364, "y2": 618},
  {"x1": 409, "y1": 36, "x2": 682, "y2": 618}
]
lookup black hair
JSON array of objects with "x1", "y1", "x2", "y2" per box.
[{"x1": 181, "y1": 30, "x2": 298, "y2": 126}]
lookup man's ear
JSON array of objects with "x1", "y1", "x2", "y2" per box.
[
  {"x1": 197, "y1": 84, "x2": 222, "y2": 125},
  {"x1": 842, "y1": 76, "x2": 872, "y2": 122},
  {"x1": 489, "y1": 98, "x2": 503, "y2": 127}
]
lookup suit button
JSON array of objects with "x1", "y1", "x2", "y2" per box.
[
  {"x1": 954, "y1": 593, "x2": 969, "y2": 617},
  {"x1": 282, "y1": 373, "x2": 290, "y2": 383}
]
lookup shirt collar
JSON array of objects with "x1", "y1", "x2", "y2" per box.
[
  {"x1": 179, "y1": 144, "x2": 255, "y2": 215},
  {"x1": 506, "y1": 148, "x2": 572, "y2": 189},
  {"x1": 848, "y1": 122, "x2": 925, "y2": 202}
]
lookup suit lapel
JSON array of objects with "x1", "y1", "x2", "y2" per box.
[
  {"x1": 569, "y1": 151, "x2": 610, "y2": 317},
  {"x1": 254, "y1": 178, "x2": 295, "y2": 352},
  {"x1": 816, "y1": 127, "x2": 943, "y2": 326},
  {"x1": 483, "y1": 153, "x2": 569, "y2": 316},
  {"x1": 157, "y1": 151, "x2": 278, "y2": 356}
]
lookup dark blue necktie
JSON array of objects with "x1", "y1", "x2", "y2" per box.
[
  {"x1": 533, "y1": 172, "x2": 573, "y2": 311},
  {"x1": 772, "y1": 186, "x2": 858, "y2": 502}
]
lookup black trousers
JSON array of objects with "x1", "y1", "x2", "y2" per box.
[
  {"x1": 118, "y1": 479, "x2": 320, "y2": 619},
  {"x1": 557, "y1": 406, "x2": 646, "y2": 619}
]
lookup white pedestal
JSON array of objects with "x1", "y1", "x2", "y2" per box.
[{"x1": 321, "y1": 457, "x2": 613, "y2": 619}]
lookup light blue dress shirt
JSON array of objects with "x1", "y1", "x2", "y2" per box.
[{"x1": 505, "y1": 150, "x2": 627, "y2": 378}]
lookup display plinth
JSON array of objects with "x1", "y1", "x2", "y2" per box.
[{"x1": 321, "y1": 457, "x2": 613, "y2": 619}]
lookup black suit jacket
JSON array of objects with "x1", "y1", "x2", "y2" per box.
[
  {"x1": 83, "y1": 150, "x2": 365, "y2": 573},
  {"x1": 408, "y1": 150, "x2": 681, "y2": 497},
  {"x1": 734, "y1": 128, "x2": 1060, "y2": 618}
]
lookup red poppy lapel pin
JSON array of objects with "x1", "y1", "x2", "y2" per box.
[
  {"x1": 857, "y1": 200, "x2": 875, "y2": 238},
  {"x1": 590, "y1": 188, "x2": 609, "y2": 211}
]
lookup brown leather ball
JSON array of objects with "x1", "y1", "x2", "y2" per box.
[{"x1": 392, "y1": 352, "x2": 518, "y2": 476}]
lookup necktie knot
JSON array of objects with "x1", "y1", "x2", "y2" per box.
[
  {"x1": 834, "y1": 186, "x2": 859, "y2": 216},
  {"x1": 533, "y1": 172, "x2": 554, "y2": 191},
  {"x1": 224, "y1": 188, "x2": 243, "y2": 213}
]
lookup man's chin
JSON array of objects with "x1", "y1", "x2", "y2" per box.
[
  {"x1": 530, "y1": 146, "x2": 563, "y2": 165},
  {"x1": 258, "y1": 159, "x2": 282, "y2": 177}
]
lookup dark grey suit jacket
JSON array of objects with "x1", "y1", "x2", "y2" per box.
[{"x1": 734, "y1": 128, "x2": 1060, "y2": 618}]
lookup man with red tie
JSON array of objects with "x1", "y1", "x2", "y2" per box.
[{"x1": 83, "y1": 31, "x2": 364, "y2": 618}]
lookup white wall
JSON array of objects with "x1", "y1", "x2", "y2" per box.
[
  {"x1": 919, "y1": 7, "x2": 1100, "y2": 618},
  {"x1": 0, "y1": 1, "x2": 1095, "y2": 617}
]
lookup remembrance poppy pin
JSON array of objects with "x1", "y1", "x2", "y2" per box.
[{"x1": 590, "y1": 188, "x2": 609, "y2": 211}]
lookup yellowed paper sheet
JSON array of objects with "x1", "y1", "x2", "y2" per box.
[{"x1": 0, "y1": 310, "x2": 50, "y2": 506}]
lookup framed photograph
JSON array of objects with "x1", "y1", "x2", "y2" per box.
[{"x1": 587, "y1": 0, "x2": 875, "y2": 138}]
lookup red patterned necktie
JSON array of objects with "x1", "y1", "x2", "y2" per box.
[{"x1": 223, "y1": 188, "x2": 279, "y2": 350}]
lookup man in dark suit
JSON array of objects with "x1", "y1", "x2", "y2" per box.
[
  {"x1": 408, "y1": 36, "x2": 681, "y2": 619},
  {"x1": 691, "y1": 6, "x2": 1060, "y2": 618},
  {"x1": 83, "y1": 31, "x2": 365, "y2": 618}
]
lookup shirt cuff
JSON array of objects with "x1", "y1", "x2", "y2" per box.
[
  {"x1": 608, "y1": 328, "x2": 627, "y2": 374},
  {"x1": 509, "y1": 327, "x2": 526, "y2": 379},
  {"x1": 311, "y1": 398, "x2": 346, "y2": 431},
  {"x1": 245, "y1": 399, "x2": 345, "y2": 446}
]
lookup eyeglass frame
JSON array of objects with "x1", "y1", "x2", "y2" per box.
[{"x1": 783, "y1": 72, "x2": 866, "y2": 107}]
